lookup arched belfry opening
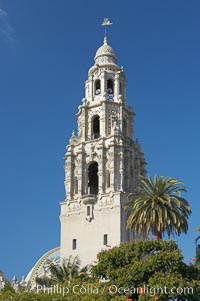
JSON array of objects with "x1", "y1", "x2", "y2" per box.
[
  {"x1": 92, "y1": 116, "x2": 100, "y2": 139},
  {"x1": 95, "y1": 79, "x2": 101, "y2": 95},
  {"x1": 107, "y1": 79, "x2": 113, "y2": 94},
  {"x1": 88, "y1": 162, "x2": 98, "y2": 195}
]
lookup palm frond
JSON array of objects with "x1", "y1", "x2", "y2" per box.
[
  {"x1": 125, "y1": 175, "x2": 191, "y2": 239},
  {"x1": 195, "y1": 236, "x2": 200, "y2": 245}
]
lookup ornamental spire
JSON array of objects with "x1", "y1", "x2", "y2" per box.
[{"x1": 101, "y1": 18, "x2": 113, "y2": 37}]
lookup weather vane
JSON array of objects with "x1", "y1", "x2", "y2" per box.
[{"x1": 101, "y1": 18, "x2": 113, "y2": 37}]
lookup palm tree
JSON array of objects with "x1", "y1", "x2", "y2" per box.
[
  {"x1": 195, "y1": 226, "x2": 200, "y2": 245},
  {"x1": 36, "y1": 255, "x2": 89, "y2": 286},
  {"x1": 125, "y1": 175, "x2": 191, "y2": 239},
  {"x1": 195, "y1": 227, "x2": 200, "y2": 264}
]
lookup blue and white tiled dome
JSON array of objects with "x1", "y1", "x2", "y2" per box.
[{"x1": 94, "y1": 37, "x2": 117, "y2": 65}]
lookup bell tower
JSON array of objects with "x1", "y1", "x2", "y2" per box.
[{"x1": 60, "y1": 33, "x2": 146, "y2": 266}]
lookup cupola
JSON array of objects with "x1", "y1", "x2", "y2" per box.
[{"x1": 94, "y1": 36, "x2": 117, "y2": 65}]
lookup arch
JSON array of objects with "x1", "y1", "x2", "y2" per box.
[
  {"x1": 92, "y1": 115, "x2": 100, "y2": 139},
  {"x1": 25, "y1": 247, "x2": 60, "y2": 289},
  {"x1": 88, "y1": 162, "x2": 98, "y2": 195},
  {"x1": 95, "y1": 79, "x2": 101, "y2": 95},
  {"x1": 107, "y1": 79, "x2": 113, "y2": 94}
]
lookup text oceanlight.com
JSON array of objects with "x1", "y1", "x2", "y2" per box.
[{"x1": 36, "y1": 284, "x2": 194, "y2": 296}]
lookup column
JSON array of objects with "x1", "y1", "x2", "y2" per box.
[
  {"x1": 101, "y1": 71, "x2": 106, "y2": 95},
  {"x1": 114, "y1": 72, "x2": 120, "y2": 99}
]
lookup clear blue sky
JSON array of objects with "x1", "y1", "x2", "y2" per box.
[{"x1": 0, "y1": 0, "x2": 199, "y2": 280}]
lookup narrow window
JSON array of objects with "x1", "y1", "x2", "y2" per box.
[
  {"x1": 92, "y1": 116, "x2": 100, "y2": 139},
  {"x1": 88, "y1": 162, "x2": 98, "y2": 195},
  {"x1": 74, "y1": 177, "x2": 78, "y2": 194},
  {"x1": 87, "y1": 205, "x2": 91, "y2": 216},
  {"x1": 119, "y1": 82, "x2": 122, "y2": 94},
  {"x1": 106, "y1": 170, "x2": 110, "y2": 188},
  {"x1": 107, "y1": 79, "x2": 113, "y2": 94},
  {"x1": 95, "y1": 79, "x2": 101, "y2": 95},
  {"x1": 123, "y1": 118, "x2": 127, "y2": 137},
  {"x1": 129, "y1": 166, "x2": 134, "y2": 192},
  {"x1": 103, "y1": 234, "x2": 108, "y2": 245},
  {"x1": 72, "y1": 239, "x2": 77, "y2": 250}
]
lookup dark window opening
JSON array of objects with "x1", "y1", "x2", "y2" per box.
[
  {"x1": 95, "y1": 79, "x2": 101, "y2": 95},
  {"x1": 87, "y1": 206, "x2": 91, "y2": 216},
  {"x1": 106, "y1": 171, "x2": 110, "y2": 188},
  {"x1": 120, "y1": 82, "x2": 122, "y2": 94},
  {"x1": 107, "y1": 79, "x2": 113, "y2": 94},
  {"x1": 74, "y1": 177, "x2": 78, "y2": 194},
  {"x1": 92, "y1": 116, "x2": 100, "y2": 139},
  {"x1": 72, "y1": 239, "x2": 77, "y2": 250},
  {"x1": 88, "y1": 162, "x2": 98, "y2": 195},
  {"x1": 123, "y1": 118, "x2": 127, "y2": 137},
  {"x1": 104, "y1": 234, "x2": 108, "y2": 245}
]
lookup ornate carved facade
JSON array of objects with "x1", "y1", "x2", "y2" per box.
[{"x1": 60, "y1": 36, "x2": 146, "y2": 266}]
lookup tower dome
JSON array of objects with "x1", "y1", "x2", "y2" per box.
[{"x1": 94, "y1": 36, "x2": 117, "y2": 65}]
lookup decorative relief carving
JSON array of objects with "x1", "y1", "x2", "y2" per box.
[
  {"x1": 108, "y1": 108, "x2": 119, "y2": 114},
  {"x1": 94, "y1": 95, "x2": 101, "y2": 101},
  {"x1": 66, "y1": 202, "x2": 81, "y2": 214},
  {"x1": 107, "y1": 105, "x2": 120, "y2": 135},
  {"x1": 106, "y1": 73, "x2": 114, "y2": 79},
  {"x1": 110, "y1": 191, "x2": 114, "y2": 199},
  {"x1": 66, "y1": 161, "x2": 71, "y2": 167},
  {"x1": 75, "y1": 158, "x2": 82, "y2": 168},
  {"x1": 95, "y1": 56, "x2": 114, "y2": 64},
  {"x1": 98, "y1": 196, "x2": 114, "y2": 208},
  {"x1": 94, "y1": 69, "x2": 100, "y2": 76},
  {"x1": 89, "y1": 107, "x2": 102, "y2": 116}
]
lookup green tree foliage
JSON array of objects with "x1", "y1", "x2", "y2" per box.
[
  {"x1": 92, "y1": 240, "x2": 200, "y2": 300},
  {"x1": 0, "y1": 283, "x2": 126, "y2": 301},
  {"x1": 36, "y1": 255, "x2": 89, "y2": 286},
  {"x1": 195, "y1": 227, "x2": 200, "y2": 265},
  {"x1": 1, "y1": 242, "x2": 200, "y2": 301},
  {"x1": 0, "y1": 270, "x2": 9, "y2": 285},
  {"x1": 0, "y1": 282, "x2": 17, "y2": 301},
  {"x1": 125, "y1": 176, "x2": 191, "y2": 239}
]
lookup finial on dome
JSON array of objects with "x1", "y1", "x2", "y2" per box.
[
  {"x1": 102, "y1": 18, "x2": 113, "y2": 37},
  {"x1": 94, "y1": 19, "x2": 117, "y2": 65},
  {"x1": 94, "y1": 35, "x2": 117, "y2": 65}
]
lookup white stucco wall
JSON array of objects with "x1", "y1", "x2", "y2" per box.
[{"x1": 60, "y1": 193, "x2": 128, "y2": 266}]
